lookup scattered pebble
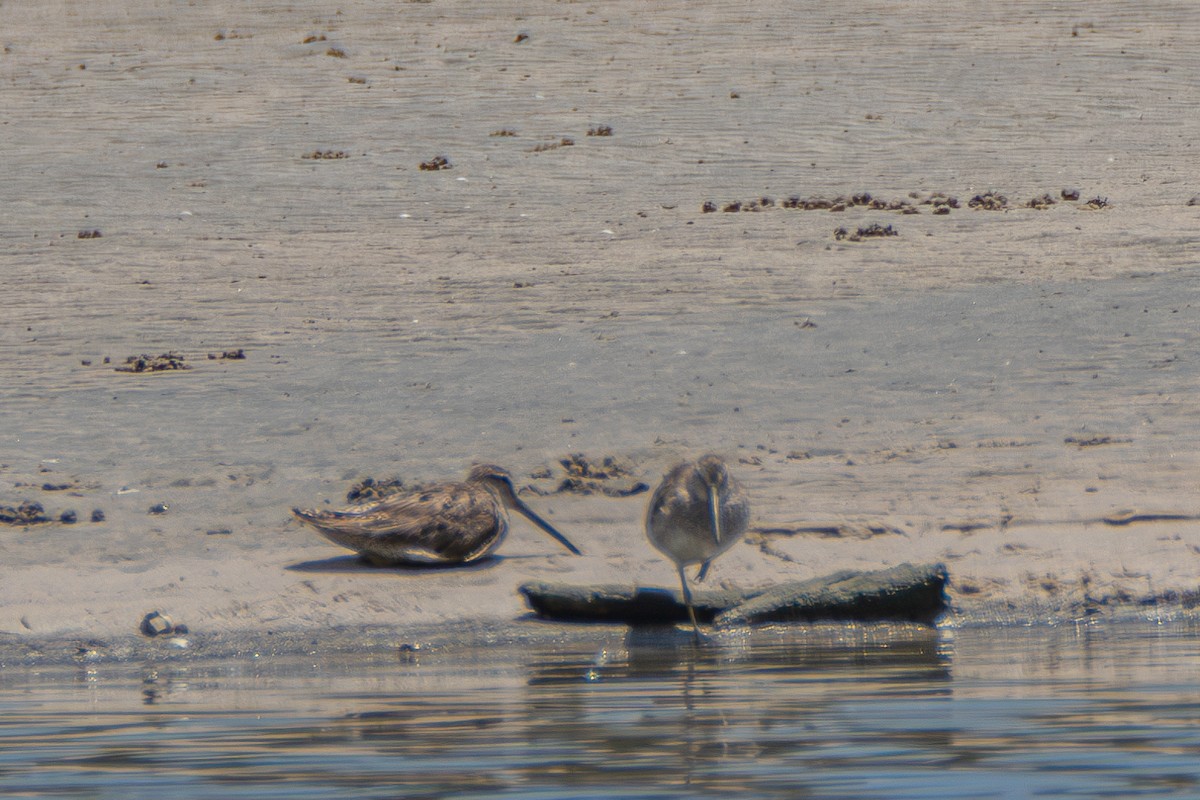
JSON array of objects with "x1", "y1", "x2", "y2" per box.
[
  {"x1": 91, "y1": 509, "x2": 105, "y2": 523},
  {"x1": 148, "y1": 502, "x2": 169, "y2": 515},
  {"x1": 60, "y1": 510, "x2": 77, "y2": 524}
]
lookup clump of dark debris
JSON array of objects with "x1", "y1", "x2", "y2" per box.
[
  {"x1": 0, "y1": 501, "x2": 50, "y2": 526},
  {"x1": 530, "y1": 138, "x2": 574, "y2": 153},
  {"x1": 968, "y1": 191, "x2": 1009, "y2": 210},
  {"x1": 699, "y1": 188, "x2": 1108, "y2": 217},
  {"x1": 834, "y1": 223, "x2": 898, "y2": 242},
  {"x1": 418, "y1": 155, "x2": 451, "y2": 171},
  {"x1": 531, "y1": 454, "x2": 649, "y2": 497},
  {"x1": 921, "y1": 193, "x2": 959, "y2": 214},
  {"x1": 208, "y1": 348, "x2": 246, "y2": 360},
  {"x1": 302, "y1": 149, "x2": 349, "y2": 160},
  {"x1": 1025, "y1": 193, "x2": 1058, "y2": 210},
  {"x1": 1064, "y1": 434, "x2": 1130, "y2": 447},
  {"x1": 345, "y1": 477, "x2": 408, "y2": 503},
  {"x1": 115, "y1": 352, "x2": 191, "y2": 373},
  {"x1": 704, "y1": 192, "x2": 922, "y2": 215}
]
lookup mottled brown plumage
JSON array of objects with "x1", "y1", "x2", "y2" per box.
[
  {"x1": 646, "y1": 454, "x2": 750, "y2": 639},
  {"x1": 293, "y1": 464, "x2": 581, "y2": 566}
]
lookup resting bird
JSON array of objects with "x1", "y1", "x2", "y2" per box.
[
  {"x1": 293, "y1": 464, "x2": 581, "y2": 566},
  {"x1": 645, "y1": 454, "x2": 750, "y2": 639}
]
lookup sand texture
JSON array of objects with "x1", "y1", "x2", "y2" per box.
[{"x1": 3, "y1": 1, "x2": 1200, "y2": 656}]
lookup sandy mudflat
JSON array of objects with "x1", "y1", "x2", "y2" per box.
[{"x1": 3, "y1": 1, "x2": 1200, "y2": 659}]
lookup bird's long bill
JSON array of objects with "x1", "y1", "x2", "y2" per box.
[
  {"x1": 513, "y1": 498, "x2": 582, "y2": 555},
  {"x1": 707, "y1": 483, "x2": 723, "y2": 546}
]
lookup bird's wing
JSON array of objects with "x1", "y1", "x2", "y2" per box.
[{"x1": 293, "y1": 483, "x2": 497, "y2": 542}]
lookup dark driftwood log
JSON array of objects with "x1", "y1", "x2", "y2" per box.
[
  {"x1": 519, "y1": 562, "x2": 949, "y2": 627},
  {"x1": 716, "y1": 562, "x2": 949, "y2": 626},
  {"x1": 518, "y1": 583, "x2": 746, "y2": 625}
]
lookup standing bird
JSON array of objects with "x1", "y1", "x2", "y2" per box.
[
  {"x1": 645, "y1": 454, "x2": 751, "y2": 640},
  {"x1": 293, "y1": 464, "x2": 581, "y2": 566}
]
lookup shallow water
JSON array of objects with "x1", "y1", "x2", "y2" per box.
[{"x1": 2, "y1": 624, "x2": 1199, "y2": 799}]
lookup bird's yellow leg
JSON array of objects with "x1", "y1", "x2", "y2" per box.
[{"x1": 678, "y1": 565, "x2": 702, "y2": 642}]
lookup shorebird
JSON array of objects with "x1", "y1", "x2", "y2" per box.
[
  {"x1": 293, "y1": 464, "x2": 581, "y2": 566},
  {"x1": 645, "y1": 454, "x2": 750, "y2": 640}
]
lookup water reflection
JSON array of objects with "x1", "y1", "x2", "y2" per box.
[{"x1": 1, "y1": 625, "x2": 1199, "y2": 799}]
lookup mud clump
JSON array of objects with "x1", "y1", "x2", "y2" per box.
[
  {"x1": 699, "y1": 188, "x2": 1109, "y2": 217},
  {"x1": 532, "y1": 454, "x2": 650, "y2": 497},
  {"x1": 530, "y1": 138, "x2": 575, "y2": 153},
  {"x1": 208, "y1": 348, "x2": 246, "y2": 360},
  {"x1": 1025, "y1": 193, "x2": 1058, "y2": 210},
  {"x1": 968, "y1": 191, "x2": 1009, "y2": 210},
  {"x1": 345, "y1": 476, "x2": 408, "y2": 503},
  {"x1": 0, "y1": 501, "x2": 50, "y2": 526},
  {"x1": 418, "y1": 155, "x2": 452, "y2": 171},
  {"x1": 920, "y1": 193, "x2": 959, "y2": 214},
  {"x1": 303, "y1": 149, "x2": 349, "y2": 160},
  {"x1": 115, "y1": 352, "x2": 191, "y2": 373},
  {"x1": 835, "y1": 223, "x2": 898, "y2": 242}
]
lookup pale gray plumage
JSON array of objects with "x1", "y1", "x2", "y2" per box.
[{"x1": 645, "y1": 454, "x2": 750, "y2": 639}]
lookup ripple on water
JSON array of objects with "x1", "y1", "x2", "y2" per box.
[{"x1": 1, "y1": 625, "x2": 1199, "y2": 798}]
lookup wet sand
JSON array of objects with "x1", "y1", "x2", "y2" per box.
[{"x1": 3, "y1": 1, "x2": 1200, "y2": 658}]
